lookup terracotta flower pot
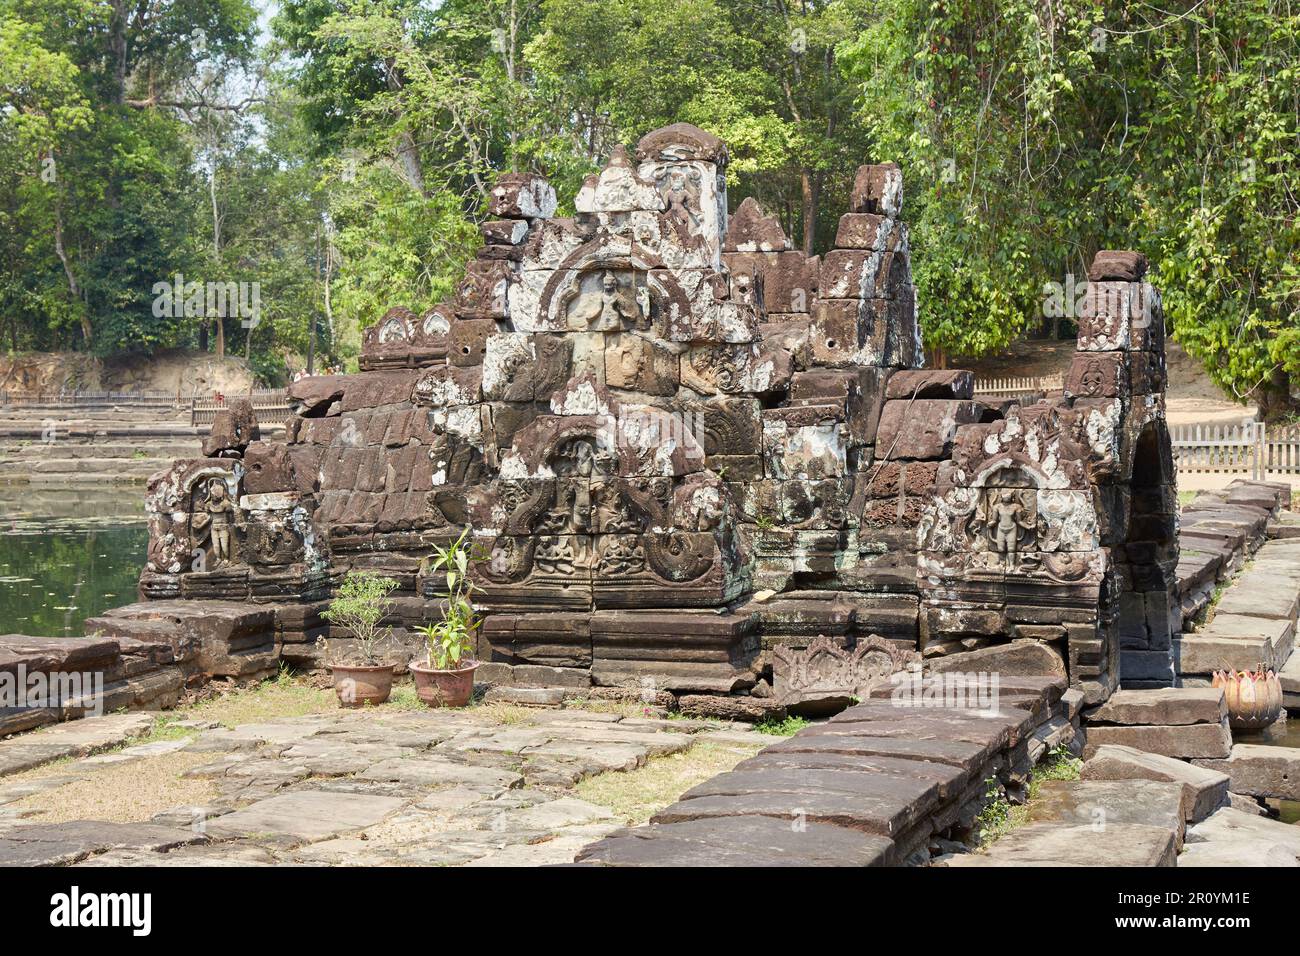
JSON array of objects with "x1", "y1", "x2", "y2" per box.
[
  {"x1": 409, "y1": 659, "x2": 480, "y2": 708},
  {"x1": 329, "y1": 663, "x2": 395, "y2": 708},
  {"x1": 1212, "y1": 668, "x2": 1282, "y2": 730}
]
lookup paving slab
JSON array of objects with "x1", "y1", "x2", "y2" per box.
[
  {"x1": 74, "y1": 844, "x2": 279, "y2": 867},
  {"x1": 358, "y1": 757, "x2": 523, "y2": 791},
  {"x1": 732, "y1": 750, "x2": 969, "y2": 800},
  {"x1": 653, "y1": 779, "x2": 933, "y2": 840},
  {"x1": 1212, "y1": 574, "x2": 1300, "y2": 621},
  {"x1": 1194, "y1": 744, "x2": 1300, "y2": 801},
  {"x1": 1180, "y1": 615, "x2": 1293, "y2": 673},
  {"x1": 1178, "y1": 839, "x2": 1298, "y2": 867},
  {"x1": 0, "y1": 712, "x2": 156, "y2": 777},
  {"x1": 1027, "y1": 779, "x2": 1186, "y2": 849},
  {"x1": 1082, "y1": 718, "x2": 1232, "y2": 760},
  {"x1": 205, "y1": 791, "x2": 410, "y2": 842},
  {"x1": 1186, "y1": 806, "x2": 1300, "y2": 861},
  {"x1": 763, "y1": 731, "x2": 988, "y2": 768},
  {"x1": 1081, "y1": 744, "x2": 1229, "y2": 823},
  {"x1": 0, "y1": 821, "x2": 204, "y2": 867},
  {"x1": 575, "y1": 815, "x2": 896, "y2": 867},
  {"x1": 942, "y1": 823, "x2": 1177, "y2": 867},
  {"x1": 1086, "y1": 688, "x2": 1226, "y2": 726}
]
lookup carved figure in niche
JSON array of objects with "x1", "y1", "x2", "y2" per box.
[
  {"x1": 191, "y1": 477, "x2": 241, "y2": 569},
  {"x1": 377, "y1": 314, "x2": 410, "y2": 343},
  {"x1": 1080, "y1": 358, "x2": 1105, "y2": 396},
  {"x1": 552, "y1": 436, "x2": 595, "y2": 478},
  {"x1": 975, "y1": 489, "x2": 1037, "y2": 565},
  {"x1": 535, "y1": 535, "x2": 580, "y2": 575},
  {"x1": 661, "y1": 169, "x2": 703, "y2": 242},
  {"x1": 598, "y1": 535, "x2": 645, "y2": 575},
  {"x1": 569, "y1": 270, "x2": 646, "y2": 331}
]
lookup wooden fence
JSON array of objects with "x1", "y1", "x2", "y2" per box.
[
  {"x1": 973, "y1": 373, "x2": 1064, "y2": 397},
  {"x1": 0, "y1": 389, "x2": 186, "y2": 408},
  {"x1": 1171, "y1": 421, "x2": 1300, "y2": 478},
  {"x1": 190, "y1": 388, "x2": 291, "y2": 426}
]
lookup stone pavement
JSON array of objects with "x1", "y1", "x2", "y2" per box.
[
  {"x1": 575, "y1": 676, "x2": 1075, "y2": 867},
  {"x1": 0, "y1": 707, "x2": 767, "y2": 867}
]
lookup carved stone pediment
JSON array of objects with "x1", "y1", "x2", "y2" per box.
[{"x1": 772, "y1": 635, "x2": 919, "y2": 713}]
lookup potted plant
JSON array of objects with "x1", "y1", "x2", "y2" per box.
[
  {"x1": 411, "y1": 527, "x2": 482, "y2": 707},
  {"x1": 319, "y1": 571, "x2": 399, "y2": 708}
]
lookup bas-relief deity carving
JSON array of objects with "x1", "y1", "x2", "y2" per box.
[
  {"x1": 567, "y1": 270, "x2": 649, "y2": 332},
  {"x1": 190, "y1": 477, "x2": 242, "y2": 569},
  {"x1": 974, "y1": 489, "x2": 1038, "y2": 563}
]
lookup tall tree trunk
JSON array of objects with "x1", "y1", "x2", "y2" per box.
[
  {"x1": 800, "y1": 169, "x2": 818, "y2": 257},
  {"x1": 53, "y1": 202, "x2": 90, "y2": 346},
  {"x1": 109, "y1": 0, "x2": 128, "y2": 105},
  {"x1": 384, "y1": 56, "x2": 427, "y2": 197}
]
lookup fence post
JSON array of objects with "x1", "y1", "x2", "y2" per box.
[{"x1": 1255, "y1": 421, "x2": 1266, "y2": 481}]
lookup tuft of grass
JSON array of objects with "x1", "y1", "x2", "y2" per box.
[
  {"x1": 753, "y1": 714, "x2": 811, "y2": 736},
  {"x1": 975, "y1": 745, "x2": 1082, "y2": 847},
  {"x1": 577, "y1": 741, "x2": 762, "y2": 825}
]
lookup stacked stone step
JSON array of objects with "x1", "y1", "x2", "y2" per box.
[
  {"x1": 574, "y1": 675, "x2": 1073, "y2": 866},
  {"x1": 1176, "y1": 481, "x2": 1296, "y2": 680},
  {"x1": 0, "y1": 399, "x2": 215, "y2": 482},
  {"x1": 85, "y1": 600, "x2": 279, "y2": 683},
  {"x1": 0, "y1": 634, "x2": 183, "y2": 737},
  {"x1": 1082, "y1": 743, "x2": 1300, "y2": 865},
  {"x1": 1083, "y1": 687, "x2": 1231, "y2": 760}
]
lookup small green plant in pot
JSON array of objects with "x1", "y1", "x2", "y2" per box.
[
  {"x1": 410, "y1": 527, "x2": 482, "y2": 707},
  {"x1": 319, "y1": 571, "x2": 399, "y2": 708}
]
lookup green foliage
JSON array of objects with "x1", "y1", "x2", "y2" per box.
[
  {"x1": 753, "y1": 714, "x2": 811, "y2": 736},
  {"x1": 419, "y1": 527, "x2": 483, "y2": 670},
  {"x1": 974, "y1": 776, "x2": 1014, "y2": 844},
  {"x1": 842, "y1": 0, "x2": 1300, "y2": 410},
  {"x1": 321, "y1": 570, "x2": 398, "y2": 665},
  {"x1": 0, "y1": 0, "x2": 1294, "y2": 408}
]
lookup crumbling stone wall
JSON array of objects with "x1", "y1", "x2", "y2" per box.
[{"x1": 130, "y1": 123, "x2": 1176, "y2": 709}]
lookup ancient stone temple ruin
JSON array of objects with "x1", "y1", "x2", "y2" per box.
[{"x1": 105, "y1": 122, "x2": 1178, "y2": 712}]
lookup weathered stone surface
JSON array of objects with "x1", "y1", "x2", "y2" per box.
[
  {"x1": 724, "y1": 197, "x2": 789, "y2": 253},
  {"x1": 0, "y1": 821, "x2": 205, "y2": 866},
  {"x1": 850, "y1": 163, "x2": 903, "y2": 218},
  {"x1": 1178, "y1": 617, "x2": 1290, "y2": 674},
  {"x1": 676, "y1": 695, "x2": 784, "y2": 721},
  {"x1": 1178, "y1": 839, "x2": 1298, "y2": 867},
  {"x1": 653, "y1": 778, "x2": 932, "y2": 840},
  {"x1": 1082, "y1": 718, "x2": 1233, "y2": 761},
  {"x1": 576, "y1": 815, "x2": 895, "y2": 867},
  {"x1": 1086, "y1": 688, "x2": 1226, "y2": 727},
  {"x1": 1087, "y1": 249, "x2": 1148, "y2": 282},
  {"x1": 1193, "y1": 744, "x2": 1300, "y2": 802},
  {"x1": 1027, "y1": 779, "x2": 1186, "y2": 848},
  {"x1": 927, "y1": 641, "x2": 1067, "y2": 679},
  {"x1": 206, "y1": 791, "x2": 409, "y2": 842},
  {"x1": 201, "y1": 398, "x2": 260, "y2": 457},
  {"x1": 884, "y1": 370, "x2": 974, "y2": 401},
  {"x1": 943, "y1": 823, "x2": 1177, "y2": 867},
  {"x1": 1081, "y1": 744, "x2": 1228, "y2": 823},
  {"x1": 875, "y1": 400, "x2": 985, "y2": 460},
  {"x1": 1187, "y1": 806, "x2": 1300, "y2": 862}
]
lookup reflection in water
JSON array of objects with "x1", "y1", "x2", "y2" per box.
[{"x1": 0, "y1": 485, "x2": 147, "y2": 637}]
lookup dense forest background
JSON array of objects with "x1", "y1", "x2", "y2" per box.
[{"x1": 1, "y1": 0, "x2": 1296, "y2": 412}]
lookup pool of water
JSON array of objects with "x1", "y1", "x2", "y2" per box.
[
  {"x1": 1235, "y1": 716, "x2": 1300, "y2": 823},
  {"x1": 0, "y1": 484, "x2": 148, "y2": 637}
]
